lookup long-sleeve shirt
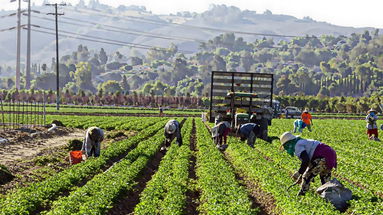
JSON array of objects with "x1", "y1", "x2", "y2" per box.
[
  {"x1": 164, "y1": 120, "x2": 182, "y2": 145},
  {"x1": 295, "y1": 139, "x2": 336, "y2": 174},
  {"x1": 239, "y1": 123, "x2": 258, "y2": 138},
  {"x1": 365, "y1": 114, "x2": 378, "y2": 129},
  {"x1": 82, "y1": 127, "x2": 104, "y2": 157}
]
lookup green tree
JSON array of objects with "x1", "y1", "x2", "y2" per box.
[{"x1": 100, "y1": 80, "x2": 122, "y2": 94}]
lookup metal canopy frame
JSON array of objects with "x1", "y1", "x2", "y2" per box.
[{"x1": 209, "y1": 71, "x2": 274, "y2": 122}]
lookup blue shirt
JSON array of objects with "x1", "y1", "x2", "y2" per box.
[{"x1": 239, "y1": 123, "x2": 257, "y2": 137}]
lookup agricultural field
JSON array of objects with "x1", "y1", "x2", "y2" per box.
[
  {"x1": 0, "y1": 103, "x2": 203, "y2": 116},
  {"x1": 0, "y1": 114, "x2": 382, "y2": 214}
]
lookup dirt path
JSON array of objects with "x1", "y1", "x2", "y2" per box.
[
  {"x1": 185, "y1": 119, "x2": 199, "y2": 215},
  {"x1": 0, "y1": 129, "x2": 84, "y2": 165}
]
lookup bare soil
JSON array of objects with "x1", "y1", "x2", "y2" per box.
[
  {"x1": 185, "y1": 119, "x2": 199, "y2": 215},
  {"x1": 107, "y1": 149, "x2": 166, "y2": 215},
  {"x1": 224, "y1": 152, "x2": 279, "y2": 215},
  {"x1": 0, "y1": 128, "x2": 136, "y2": 195},
  {"x1": 0, "y1": 127, "x2": 84, "y2": 165}
]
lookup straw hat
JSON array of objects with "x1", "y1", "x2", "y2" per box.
[
  {"x1": 280, "y1": 132, "x2": 297, "y2": 146},
  {"x1": 367, "y1": 108, "x2": 376, "y2": 113}
]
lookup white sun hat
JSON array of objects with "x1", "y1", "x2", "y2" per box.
[
  {"x1": 166, "y1": 123, "x2": 176, "y2": 134},
  {"x1": 280, "y1": 132, "x2": 297, "y2": 145}
]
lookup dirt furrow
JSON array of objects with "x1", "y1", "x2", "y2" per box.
[
  {"x1": 185, "y1": 119, "x2": 199, "y2": 215},
  {"x1": 107, "y1": 148, "x2": 166, "y2": 215},
  {"x1": 107, "y1": 118, "x2": 186, "y2": 214},
  {"x1": 224, "y1": 152, "x2": 278, "y2": 215}
]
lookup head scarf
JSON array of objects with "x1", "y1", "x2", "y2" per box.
[{"x1": 283, "y1": 137, "x2": 301, "y2": 157}]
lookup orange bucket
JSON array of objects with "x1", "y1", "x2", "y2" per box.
[{"x1": 69, "y1": 151, "x2": 83, "y2": 165}]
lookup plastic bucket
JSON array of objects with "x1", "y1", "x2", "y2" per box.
[{"x1": 69, "y1": 151, "x2": 83, "y2": 165}]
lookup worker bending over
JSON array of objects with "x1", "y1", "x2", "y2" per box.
[
  {"x1": 280, "y1": 132, "x2": 337, "y2": 196},
  {"x1": 82, "y1": 127, "x2": 104, "y2": 158},
  {"x1": 163, "y1": 119, "x2": 182, "y2": 150},
  {"x1": 366, "y1": 108, "x2": 379, "y2": 141},
  {"x1": 293, "y1": 119, "x2": 306, "y2": 133},
  {"x1": 237, "y1": 123, "x2": 261, "y2": 148},
  {"x1": 212, "y1": 121, "x2": 231, "y2": 150}
]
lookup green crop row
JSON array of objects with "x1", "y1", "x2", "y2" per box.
[
  {"x1": 269, "y1": 119, "x2": 383, "y2": 213},
  {"x1": 195, "y1": 120, "x2": 257, "y2": 215},
  {"x1": 134, "y1": 118, "x2": 193, "y2": 214},
  {"x1": 225, "y1": 136, "x2": 338, "y2": 214},
  {"x1": 0, "y1": 104, "x2": 203, "y2": 115},
  {"x1": 0, "y1": 119, "x2": 166, "y2": 215},
  {"x1": 46, "y1": 125, "x2": 168, "y2": 214},
  {"x1": 45, "y1": 115, "x2": 157, "y2": 131}
]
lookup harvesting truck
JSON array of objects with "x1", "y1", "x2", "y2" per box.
[{"x1": 209, "y1": 71, "x2": 274, "y2": 140}]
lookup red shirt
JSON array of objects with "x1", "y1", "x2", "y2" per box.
[{"x1": 301, "y1": 112, "x2": 312, "y2": 125}]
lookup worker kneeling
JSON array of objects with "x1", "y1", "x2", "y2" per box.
[
  {"x1": 237, "y1": 123, "x2": 261, "y2": 148},
  {"x1": 82, "y1": 127, "x2": 104, "y2": 159},
  {"x1": 163, "y1": 119, "x2": 182, "y2": 151},
  {"x1": 293, "y1": 119, "x2": 306, "y2": 133},
  {"x1": 280, "y1": 132, "x2": 337, "y2": 196},
  {"x1": 212, "y1": 121, "x2": 231, "y2": 150}
]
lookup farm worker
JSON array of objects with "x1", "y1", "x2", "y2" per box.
[
  {"x1": 237, "y1": 123, "x2": 261, "y2": 148},
  {"x1": 159, "y1": 106, "x2": 164, "y2": 117},
  {"x1": 293, "y1": 119, "x2": 306, "y2": 133},
  {"x1": 82, "y1": 127, "x2": 104, "y2": 158},
  {"x1": 301, "y1": 109, "x2": 313, "y2": 132},
  {"x1": 215, "y1": 114, "x2": 223, "y2": 125},
  {"x1": 366, "y1": 108, "x2": 379, "y2": 141},
  {"x1": 211, "y1": 121, "x2": 231, "y2": 150},
  {"x1": 280, "y1": 132, "x2": 337, "y2": 196},
  {"x1": 163, "y1": 119, "x2": 182, "y2": 150}
]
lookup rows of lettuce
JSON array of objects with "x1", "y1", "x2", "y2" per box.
[
  {"x1": 45, "y1": 120, "x2": 171, "y2": 214},
  {"x1": 222, "y1": 119, "x2": 382, "y2": 214},
  {"x1": 0, "y1": 118, "x2": 167, "y2": 215},
  {"x1": 45, "y1": 115, "x2": 164, "y2": 131},
  {"x1": 135, "y1": 118, "x2": 258, "y2": 214},
  {"x1": 1, "y1": 104, "x2": 202, "y2": 115},
  {"x1": 134, "y1": 118, "x2": 193, "y2": 214}
]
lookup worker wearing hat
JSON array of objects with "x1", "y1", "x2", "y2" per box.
[
  {"x1": 301, "y1": 109, "x2": 313, "y2": 132},
  {"x1": 280, "y1": 132, "x2": 337, "y2": 196},
  {"x1": 366, "y1": 108, "x2": 379, "y2": 141},
  {"x1": 82, "y1": 127, "x2": 104, "y2": 158},
  {"x1": 163, "y1": 119, "x2": 182, "y2": 150}
]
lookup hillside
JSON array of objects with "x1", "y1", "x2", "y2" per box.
[{"x1": 0, "y1": 3, "x2": 377, "y2": 66}]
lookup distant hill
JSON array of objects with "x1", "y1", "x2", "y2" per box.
[{"x1": 0, "y1": 3, "x2": 378, "y2": 67}]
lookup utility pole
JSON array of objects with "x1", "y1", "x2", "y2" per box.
[
  {"x1": 46, "y1": 3, "x2": 65, "y2": 110},
  {"x1": 25, "y1": 0, "x2": 31, "y2": 89},
  {"x1": 11, "y1": 0, "x2": 22, "y2": 90}
]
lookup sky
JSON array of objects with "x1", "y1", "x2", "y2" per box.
[{"x1": 1, "y1": 0, "x2": 383, "y2": 29}]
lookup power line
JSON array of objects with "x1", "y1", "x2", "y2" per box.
[
  {"x1": 30, "y1": 14, "x2": 203, "y2": 43},
  {"x1": 0, "y1": 26, "x2": 17, "y2": 32},
  {"x1": 31, "y1": 25, "x2": 194, "y2": 53},
  {"x1": 0, "y1": 12, "x2": 17, "y2": 19},
  {"x1": 25, "y1": 27, "x2": 188, "y2": 52},
  {"x1": 62, "y1": 16, "x2": 203, "y2": 42},
  {"x1": 65, "y1": 7, "x2": 300, "y2": 38}
]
